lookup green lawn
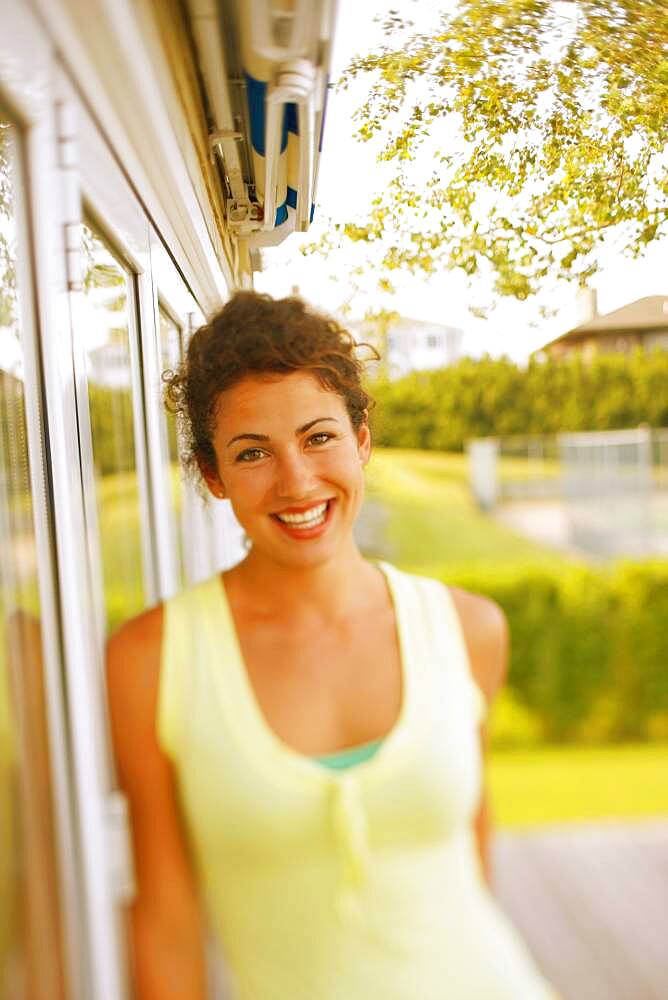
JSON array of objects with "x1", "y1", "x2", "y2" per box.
[
  {"x1": 96, "y1": 469, "x2": 146, "y2": 630},
  {"x1": 489, "y1": 744, "x2": 668, "y2": 828},
  {"x1": 365, "y1": 448, "x2": 580, "y2": 576}
]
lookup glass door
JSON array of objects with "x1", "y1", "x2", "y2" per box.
[{"x1": 0, "y1": 104, "x2": 69, "y2": 1000}]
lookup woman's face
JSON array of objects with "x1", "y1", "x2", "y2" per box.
[{"x1": 202, "y1": 371, "x2": 371, "y2": 569}]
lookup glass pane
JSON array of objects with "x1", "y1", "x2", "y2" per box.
[
  {"x1": 159, "y1": 307, "x2": 185, "y2": 586},
  {"x1": 0, "y1": 116, "x2": 66, "y2": 999},
  {"x1": 82, "y1": 224, "x2": 145, "y2": 631}
]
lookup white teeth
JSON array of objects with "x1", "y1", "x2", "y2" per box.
[{"x1": 276, "y1": 501, "x2": 328, "y2": 525}]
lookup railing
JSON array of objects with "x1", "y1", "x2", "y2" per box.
[
  {"x1": 468, "y1": 427, "x2": 668, "y2": 559},
  {"x1": 497, "y1": 434, "x2": 561, "y2": 501}
]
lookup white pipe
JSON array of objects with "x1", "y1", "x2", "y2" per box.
[
  {"x1": 249, "y1": 0, "x2": 317, "y2": 62},
  {"x1": 296, "y1": 92, "x2": 314, "y2": 231},
  {"x1": 263, "y1": 57, "x2": 315, "y2": 231},
  {"x1": 187, "y1": 0, "x2": 247, "y2": 203},
  {"x1": 262, "y1": 91, "x2": 284, "y2": 229}
]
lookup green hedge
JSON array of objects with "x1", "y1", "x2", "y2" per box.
[
  {"x1": 369, "y1": 349, "x2": 668, "y2": 452},
  {"x1": 88, "y1": 384, "x2": 136, "y2": 476},
  {"x1": 442, "y1": 561, "x2": 668, "y2": 744}
]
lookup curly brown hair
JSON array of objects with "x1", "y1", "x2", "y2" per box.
[{"x1": 163, "y1": 291, "x2": 378, "y2": 485}]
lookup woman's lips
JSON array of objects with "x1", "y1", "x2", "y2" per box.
[{"x1": 270, "y1": 499, "x2": 335, "y2": 539}]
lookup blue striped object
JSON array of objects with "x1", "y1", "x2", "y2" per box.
[
  {"x1": 236, "y1": 3, "x2": 327, "y2": 233},
  {"x1": 243, "y1": 71, "x2": 322, "y2": 229},
  {"x1": 243, "y1": 72, "x2": 289, "y2": 226}
]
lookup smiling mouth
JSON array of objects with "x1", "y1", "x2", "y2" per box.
[{"x1": 271, "y1": 499, "x2": 333, "y2": 532}]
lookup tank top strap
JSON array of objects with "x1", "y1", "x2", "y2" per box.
[
  {"x1": 157, "y1": 574, "x2": 224, "y2": 759},
  {"x1": 388, "y1": 569, "x2": 487, "y2": 725}
]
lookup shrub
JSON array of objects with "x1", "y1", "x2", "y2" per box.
[
  {"x1": 437, "y1": 562, "x2": 668, "y2": 744},
  {"x1": 369, "y1": 349, "x2": 668, "y2": 451}
]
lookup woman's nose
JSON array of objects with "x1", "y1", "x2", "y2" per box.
[{"x1": 275, "y1": 451, "x2": 317, "y2": 499}]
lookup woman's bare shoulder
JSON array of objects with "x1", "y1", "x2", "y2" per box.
[
  {"x1": 109, "y1": 601, "x2": 165, "y2": 648},
  {"x1": 106, "y1": 603, "x2": 165, "y2": 729},
  {"x1": 447, "y1": 586, "x2": 509, "y2": 704}
]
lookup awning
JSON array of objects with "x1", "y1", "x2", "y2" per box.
[{"x1": 235, "y1": 0, "x2": 335, "y2": 244}]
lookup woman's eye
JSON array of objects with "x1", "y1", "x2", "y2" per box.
[
  {"x1": 236, "y1": 448, "x2": 266, "y2": 463},
  {"x1": 308, "y1": 432, "x2": 334, "y2": 446}
]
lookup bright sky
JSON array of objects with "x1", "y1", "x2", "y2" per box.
[{"x1": 256, "y1": 0, "x2": 668, "y2": 362}]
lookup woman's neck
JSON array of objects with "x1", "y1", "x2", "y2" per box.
[{"x1": 225, "y1": 541, "x2": 379, "y2": 624}]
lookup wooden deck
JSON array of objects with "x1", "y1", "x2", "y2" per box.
[{"x1": 493, "y1": 821, "x2": 668, "y2": 1000}]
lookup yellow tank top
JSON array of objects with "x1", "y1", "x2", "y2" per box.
[{"x1": 157, "y1": 562, "x2": 556, "y2": 1000}]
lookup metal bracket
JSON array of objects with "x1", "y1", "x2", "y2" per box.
[
  {"x1": 54, "y1": 98, "x2": 84, "y2": 293},
  {"x1": 105, "y1": 792, "x2": 135, "y2": 904},
  {"x1": 227, "y1": 198, "x2": 264, "y2": 236},
  {"x1": 209, "y1": 129, "x2": 244, "y2": 147}
]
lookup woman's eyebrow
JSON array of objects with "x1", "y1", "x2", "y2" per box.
[
  {"x1": 226, "y1": 417, "x2": 339, "y2": 449},
  {"x1": 297, "y1": 416, "x2": 339, "y2": 434},
  {"x1": 226, "y1": 432, "x2": 270, "y2": 447}
]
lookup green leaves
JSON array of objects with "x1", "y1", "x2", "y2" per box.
[
  {"x1": 370, "y1": 349, "x2": 668, "y2": 452},
  {"x1": 0, "y1": 123, "x2": 16, "y2": 330},
  {"x1": 338, "y1": 0, "x2": 668, "y2": 302}
]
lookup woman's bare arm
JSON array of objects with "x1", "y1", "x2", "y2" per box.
[
  {"x1": 106, "y1": 607, "x2": 208, "y2": 999},
  {"x1": 473, "y1": 727, "x2": 494, "y2": 885},
  {"x1": 450, "y1": 588, "x2": 509, "y2": 886}
]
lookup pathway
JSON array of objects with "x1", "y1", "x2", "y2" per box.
[{"x1": 493, "y1": 821, "x2": 668, "y2": 1000}]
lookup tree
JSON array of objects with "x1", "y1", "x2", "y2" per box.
[
  {"x1": 0, "y1": 122, "x2": 17, "y2": 330},
  {"x1": 335, "y1": 0, "x2": 668, "y2": 310}
]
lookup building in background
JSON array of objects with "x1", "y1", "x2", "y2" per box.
[
  {"x1": 350, "y1": 314, "x2": 464, "y2": 379},
  {"x1": 539, "y1": 294, "x2": 668, "y2": 361}
]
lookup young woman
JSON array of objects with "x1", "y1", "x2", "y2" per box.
[{"x1": 107, "y1": 292, "x2": 558, "y2": 999}]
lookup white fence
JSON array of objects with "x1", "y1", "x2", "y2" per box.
[{"x1": 468, "y1": 427, "x2": 668, "y2": 559}]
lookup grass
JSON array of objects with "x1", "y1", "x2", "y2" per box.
[
  {"x1": 489, "y1": 744, "x2": 668, "y2": 828},
  {"x1": 96, "y1": 469, "x2": 146, "y2": 630},
  {"x1": 365, "y1": 448, "x2": 580, "y2": 575}
]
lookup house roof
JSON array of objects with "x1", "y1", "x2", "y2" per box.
[{"x1": 543, "y1": 295, "x2": 668, "y2": 350}]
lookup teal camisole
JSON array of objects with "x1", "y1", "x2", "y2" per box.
[{"x1": 312, "y1": 737, "x2": 384, "y2": 770}]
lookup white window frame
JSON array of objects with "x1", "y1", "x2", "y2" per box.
[
  {"x1": 0, "y1": 7, "x2": 93, "y2": 999},
  {"x1": 74, "y1": 210, "x2": 157, "y2": 631},
  {"x1": 142, "y1": 251, "x2": 193, "y2": 600},
  {"x1": 74, "y1": 95, "x2": 160, "y2": 620},
  {"x1": 2, "y1": 3, "x2": 242, "y2": 998},
  {"x1": 149, "y1": 233, "x2": 246, "y2": 584},
  {"x1": 60, "y1": 72, "x2": 176, "y2": 1000},
  {"x1": 30, "y1": 0, "x2": 237, "y2": 310},
  {"x1": 150, "y1": 297, "x2": 186, "y2": 598}
]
